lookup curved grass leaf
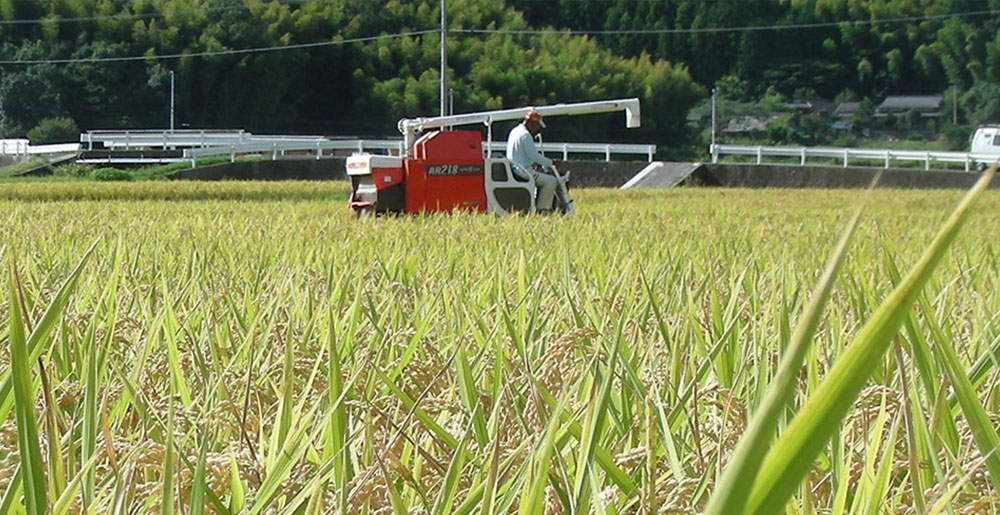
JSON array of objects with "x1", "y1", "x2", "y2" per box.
[
  {"x1": 705, "y1": 205, "x2": 864, "y2": 515},
  {"x1": 9, "y1": 266, "x2": 47, "y2": 515},
  {"x1": 745, "y1": 165, "x2": 996, "y2": 514}
]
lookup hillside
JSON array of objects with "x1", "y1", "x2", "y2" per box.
[{"x1": 1, "y1": 0, "x2": 998, "y2": 155}]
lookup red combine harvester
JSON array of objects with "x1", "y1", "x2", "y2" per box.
[{"x1": 347, "y1": 98, "x2": 641, "y2": 217}]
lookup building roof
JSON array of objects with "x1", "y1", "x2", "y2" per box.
[
  {"x1": 877, "y1": 95, "x2": 943, "y2": 112},
  {"x1": 834, "y1": 102, "x2": 859, "y2": 117},
  {"x1": 787, "y1": 97, "x2": 835, "y2": 114},
  {"x1": 722, "y1": 115, "x2": 776, "y2": 133}
]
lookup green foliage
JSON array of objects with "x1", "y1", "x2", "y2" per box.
[
  {"x1": 0, "y1": 0, "x2": 701, "y2": 146},
  {"x1": 26, "y1": 117, "x2": 78, "y2": 144},
  {"x1": 716, "y1": 74, "x2": 751, "y2": 102},
  {"x1": 88, "y1": 167, "x2": 132, "y2": 181},
  {"x1": 961, "y1": 82, "x2": 1000, "y2": 126},
  {"x1": 512, "y1": 0, "x2": 1000, "y2": 100},
  {"x1": 50, "y1": 162, "x2": 94, "y2": 178},
  {"x1": 852, "y1": 98, "x2": 875, "y2": 131},
  {"x1": 1, "y1": 0, "x2": 998, "y2": 153},
  {"x1": 942, "y1": 124, "x2": 973, "y2": 151}
]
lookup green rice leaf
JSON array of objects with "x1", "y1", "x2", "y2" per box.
[
  {"x1": 571, "y1": 350, "x2": 617, "y2": 513},
  {"x1": 161, "y1": 397, "x2": 175, "y2": 515},
  {"x1": 190, "y1": 430, "x2": 210, "y2": 515},
  {"x1": 0, "y1": 238, "x2": 98, "y2": 424},
  {"x1": 923, "y1": 294, "x2": 1000, "y2": 493},
  {"x1": 745, "y1": 165, "x2": 996, "y2": 514},
  {"x1": 705, "y1": 205, "x2": 864, "y2": 515},
  {"x1": 518, "y1": 390, "x2": 570, "y2": 515},
  {"x1": 8, "y1": 266, "x2": 47, "y2": 515}
]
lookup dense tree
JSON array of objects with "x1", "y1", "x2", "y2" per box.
[
  {"x1": 509, "y1": 0, "x2": 1000, "y2": 100},
  {"x1": 0, "y1": 0, "x2": 702, "y2": 144},
  {"x1": 3, "y1": 0, "x2": 1000, "y2": 150}
]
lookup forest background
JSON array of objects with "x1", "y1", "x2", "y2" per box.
[{"x1": 1, "y1": 0, "x2": 999, "y2": 159}]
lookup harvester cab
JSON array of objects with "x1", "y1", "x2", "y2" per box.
[{"x1": 347, "y1": 98, "x2": 641, "y2": 217}]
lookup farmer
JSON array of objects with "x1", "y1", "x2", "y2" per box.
[{"x1": 506, "y1": 109, "x2": 561, "y2": 213}]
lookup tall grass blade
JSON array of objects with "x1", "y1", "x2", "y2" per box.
[
  {"x1": 0, "y1": 239, "x2": 98, "y2": 424},
  {"x1": 37, "y1": 359, "x2": 64, "y2": 502},
  {"x1": 191, "y1": 429, "x2": 210, "y2": 515},
  {"x1": 571, "y1": 351, "x2": 617, "y2": 513},
  {"x1": 8, "y1": 266, "x2": 47, "y2": 515},
  {"x1": 161, "y1": 393, "x2": 175, "y2": 515},
  {"x1": 518, "y1": 390, "x2": 570, "y2": 515},
  {"x1": 923, "y1": 296, "x2": 1000, "y2": 493},
  {"x1": 705, "y1": 205, "x2": 864, "y2": 515},
  {"x1": 52, "y1": 452, "x2": 101, "y2": 515},
  {"x1": 745, "y1": 165, "x2": 996, "y2": 514},
  {"x1": 0, "y1": 465, "x2": 22, "y2": 515}
]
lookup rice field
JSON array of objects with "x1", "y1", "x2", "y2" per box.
[{"x1": 2, "y1": 179, "x2": 1000, "y2": 513}]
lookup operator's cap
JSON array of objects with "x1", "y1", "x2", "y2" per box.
[{"x1": 525, "y1": 109, "x2": 546, "y2": 128}]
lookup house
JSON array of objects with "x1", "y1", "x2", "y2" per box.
[
  {"x1": 831, "y1": 102, "x2": 859, "y2": 131},
  {"x1": 875, "y1": 95, "x2": 943, "y2": 119},
  {"x1": 722, "y1": 115, "x2": 779, "y2": 134},
  {"x1": 787, "y1": 97, "x2": 835, "y2": 115}
]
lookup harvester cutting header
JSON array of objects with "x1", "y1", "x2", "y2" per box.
[{"x1": 347, "y1": 98, "x2": 641, "y2": 217}]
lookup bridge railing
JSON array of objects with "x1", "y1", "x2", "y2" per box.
[{"x1": 710, "y1": 144, "x2": 1000, "y2": 172}]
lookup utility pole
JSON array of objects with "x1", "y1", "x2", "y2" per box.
[
  {"x1": 953, "y1": 87, "x2": 958, "y2": 125},
  {"x1": 711, "y1": 88, "x2": 716, "y2": 149},
  {"x1": 440, "y1": 0, "x2": 447, "y2": 116},
  {"x1": 170, "y1": 70, "x2": 175, "y2": 132}
]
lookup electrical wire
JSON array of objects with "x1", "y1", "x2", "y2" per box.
[
  {"x1": 0, "y1": 7, "x2": 996, "y2": 65},
  {"x1": 456, "y1": 9, "x2": 1000, "y2": 35},
  {"x1": 0, "y1": 30, "x2": 438, "y2": 64},
  {"x1": 0, "y1": 0, "x2": 310, "y2": 25}
]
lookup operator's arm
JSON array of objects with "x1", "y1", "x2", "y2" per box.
[{"x1": 517, "y1": 130, "x2": 553, "y2": 168}]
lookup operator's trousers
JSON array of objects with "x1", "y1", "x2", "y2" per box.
[{"x1": 530, "y1": 171, "x2": 558, "y2": 211}]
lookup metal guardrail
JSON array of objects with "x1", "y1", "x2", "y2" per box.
[
  {"x1": 82, "y1": 130, "x2": 253, "y2": 150},
  {"x1": 1, "y1": 139, "x2": 29, "y2": 155},
  {"x1": 80, "y1": 129, "x2": 331, "y2": 150},
  {"x1": 28, "y1": 143, "x2": 80, "y2": 155},
  {"x1": 710, "y1": 144, "x2": 1000, "y2": 172},
  {"x1": 182, "y1": 139, "x2": 405, "y2": 164},
  {"x1": 1, "y1": 139, "x2": 80, "y2": 156},
  {"x1": 182, "y1": 139, "x2": 655, "y2": 166},
  {"x1": 484, "y1": 142, "x2": 655, "y2": 161}
]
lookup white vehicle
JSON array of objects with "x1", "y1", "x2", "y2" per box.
[
  {"x1": 970, "y1": 125, "x2": 1000, "y2": 154},
  {"x1": 970, "y1": 125, "x2": 1000, "y2": 171},
  {"x1": 967, "y1": 125, "x2": 1000, "y2": 170}
]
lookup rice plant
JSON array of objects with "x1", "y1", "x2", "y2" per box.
[{"x1": 2, "y1": 181, "x2": 1000, "y2": 513}]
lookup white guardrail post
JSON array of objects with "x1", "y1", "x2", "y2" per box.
[{"x1": 711, "y1": 144, "x2": 997, "y2": 173}]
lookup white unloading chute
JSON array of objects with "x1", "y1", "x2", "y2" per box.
[{"x1": 397, "y1": 98, "x2": 641, "y2": 155}]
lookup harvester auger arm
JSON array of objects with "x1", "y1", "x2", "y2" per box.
[{"x1": 398, "y1": 98, "x2": 641, "y2": 154}]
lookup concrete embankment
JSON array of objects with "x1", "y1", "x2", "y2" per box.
[
  {"x1": 690, "y1": 163, "x2": 995, "y2": 189},
  {"x1": 172, "y1": 157, "x2": 646, "y2": 187},
  {"x1": 171, "y1": 158, "x2": 994, "y2": 189}
]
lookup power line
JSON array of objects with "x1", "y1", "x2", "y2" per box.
[
  {"x1": 0, "y1": 8, "x2": 997, "y2": 66},
  {"x1": 456, "y1": 9, "x2": 1000, "y2": 35},
  {"x1": 0, "y1": 0, "x2": 309, "y2": 25},
  {"x1": 0, "y1": 30, "x2": 438, "y2": 65}
]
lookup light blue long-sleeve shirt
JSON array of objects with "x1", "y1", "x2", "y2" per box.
[{"x1": 506, "y1": 123, "x2": 553, "y2": 174}]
